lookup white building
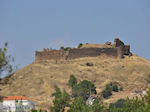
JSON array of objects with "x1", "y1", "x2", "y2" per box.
[
  {"x1": 2, "y1": 96, "x2": 36, "y2": 112},
  {"x1": 0, "y1": 102, "x2": 3, "y2": 111}
]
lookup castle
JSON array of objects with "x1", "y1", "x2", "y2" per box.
[{"x1": 35, "y1": 38, "x2": 132, "y2": 62}]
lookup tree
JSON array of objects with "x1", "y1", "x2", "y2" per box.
[
  {"x1": 146, "y1": 74, "x2": 150, "y2": 83},
  {"x1": 51, "y1": 76, "x2": 150, "y2": 112},
  {"x1": 0, "y1": 42, "x2": 14, "y2": 78},
  {"x1": 90, "y1": 98, "x2": 105, "y2": 112},
  {"x1": 146, "y1": 88, "x2": 150, "y2": 104},
  {"x1": 68, "y1": 97, "x2": 105, "y2": 112},
  {"x1": 72, "y1": 80, "x2": 97, "y2": 100},
  {"x1": 145, "y1": 87, "x2": 150, "y2": 111},
  {"x1": 50, "y1": 86, "x2": 70, "y2": 112},
  {"x1": 68, "y1": 97, "x2": 89, "y2": 112},
  {"x1": 68, "y1": 75, "x2": 77, "y2": 88},
  {"x1": 108, "y1": 97, "x2": 147, "y2": 112}
]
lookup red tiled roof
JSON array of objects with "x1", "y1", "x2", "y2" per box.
[{"x1": 3, "y1": 96, "x2": 28, "y2": 100}]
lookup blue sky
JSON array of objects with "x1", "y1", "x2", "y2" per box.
[{"x1": 0, "y1": 0, "x2": 150, "y2": 69}]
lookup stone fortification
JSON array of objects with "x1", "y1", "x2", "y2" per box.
[
  {"x1": 67, "y1": 48, "x2": 119, "y2": 59},
  {"x1": 35, "y1": 49, "x2": 64, "y2": 61},
  {"x1": 35, "y1": 38, "x2": 131, "y2": 62}
]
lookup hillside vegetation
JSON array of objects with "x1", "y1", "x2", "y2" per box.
[{"x1": 0, "y1": 55, "x2": 150, "y2": 110}]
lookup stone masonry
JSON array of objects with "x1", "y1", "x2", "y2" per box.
[{"x1": 35, "y1": 38, "x2": 132, "y2": 62}]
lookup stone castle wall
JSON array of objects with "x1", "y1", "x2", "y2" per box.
[
  {"x1": 35, "y1": 50, "x2": 64, "y2": 61},
  {"x1": 35, "y1": 38, "x2": 131, "y2": 61},
  {"x1": 67, "y1": 48, "x2": 119, "y2": 59}
]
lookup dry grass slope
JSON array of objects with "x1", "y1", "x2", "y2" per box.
[{"x1": 0, "y1": 55, "x2": 150, "y2": 110}]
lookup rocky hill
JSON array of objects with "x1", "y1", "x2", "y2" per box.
[{"x1": 0, "y1": 55, "x2": 150, "y2": 110}]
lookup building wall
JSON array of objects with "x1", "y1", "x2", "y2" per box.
[
  {"x1": 3, "y1": 100, "x2": 16, "y2": 112},
  {"x1": 0, "y1": 102, "x2": 3, "y2": 111},
  {"x1": 35, "y1": 50, "x2": 64, "y2": 61},
  {"x1": 35, "y1": 39, "x2": 131, "y2": 61},
  {"x1": 35, "y1": 48, "x2": 123, "y2": 61},
  {"x1": 67, "y1": 48, "x2": 120, "y2": 59},
  {"x1": 3, "y1": 100, "x2": 35, "y2": 112},
  {"x1": 114, "y1": 38, "x2": 124, "y2": 47}
]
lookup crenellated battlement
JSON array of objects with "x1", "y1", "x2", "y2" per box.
[{"x1": 35, "y1": 38, "x2": 132, "y2": 62}]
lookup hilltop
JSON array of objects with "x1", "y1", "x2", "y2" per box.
[
  {"x1": 0, "y1": 54, "x2": 150, "y2": 110},
  {"x1": 0, "y1": 39, "x2": 150, "y2": 110}
]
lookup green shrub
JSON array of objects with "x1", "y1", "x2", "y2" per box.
[
  {"x1": 31, "y1": 109, "x2": 38, "y2": 112},
  {"x1": 112, "y1": 84, "x2": 118, "y2": 92},
  {"x1": 146, "y1": 74, "x2": 150, "y2": 83},
  {"x1": 108, "y1": 97, "x2": 148, "y2": 112},
  {"x1": 106, "y1": 83, "x2": 113, "y2": 91},
  {"x1": 0, "y1": 42, "x2": 14, "y2": 77},
  {"x1": 106, "y1": 82, "x2": 119, "y2": 92},
  {"x1": 120, "y1": 87, "x2": 123, "y2": 91},
  {"x1": 102, "y1": 82, "x2": 119, "y2": 98},
  {"x1": 68, "y1": 97, "x2": 105, "y2": 112},
  {"x1": 68, "y1": 75, "x2": 77, "y2": 88},
  {"x1": 109, "y1": 99, "x2": 125, "y2": 108},
  {"x1": 78, "y1": 43, "x2": 83, "y2": 48},
  {"x1": 60, "y1": 46, "x2": 64, "y2": 50},
  {"x1": 68, "y1": 97, "x2": 88, "y2": 112},
  {"x1": 51, "y1": 86, "x2": 70, "y2": 112},
  {"x1": 102, "y1": 89, "x2": 112, "y2": 98},
  {"x1": 64, "y1": 47, "x2": 71, "y2": 52}
]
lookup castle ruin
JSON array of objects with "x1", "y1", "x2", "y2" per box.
[{"x1": 35, "y1": 38, "x2": 131, "y2": 62}]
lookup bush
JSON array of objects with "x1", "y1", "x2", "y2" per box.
[
  {"x1": 109, "y1": 99, "x2": 125, "y2": 108},
  {"x1": 146, "y1": 74, "x2": 150, "y2": 83},
  {"x1": 102, "y1": 82, "x2": 119, "y2": 98},
  {"x1": 106, "y1": 82, "x2": 119, "y2": 92},
  {"x1": 31, "y1": 109, "x2": 38, "y2": 112},
  {"x1": 120, "y1": 87, "x2": 123, "y2": 91},
  {"x1": 112, "y1": 84, "x2": 118, "y2": 92},
  {"x1": 68, "y1": 75, "x2": 77, "y2": 88},
  {"x1": 102, "y1": 89, "x2": 112, "y2": 98},
  {"x1": 60, "y1": 46, "x2": 64, "y2": 50},
  {"x1": 108, "y1": 97, "x2": 148, "y2": 112},
  {"x1": 78, "y1": 43, "x2": 83, "y2": 48},
  {"x1": 63, "y1": 47, "x2": 71, "y2": 52},
  {"x1": 106, "y1": 83, "x2": 112, "y2": 91}
]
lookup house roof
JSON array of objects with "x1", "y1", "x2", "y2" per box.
[{"x1": 3, "y1": 96, "x2": 28, "y2": 101}]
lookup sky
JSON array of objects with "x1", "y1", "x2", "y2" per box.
[{"x1": 0, "y1": 0, "x2": 150, "y2": 69}]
